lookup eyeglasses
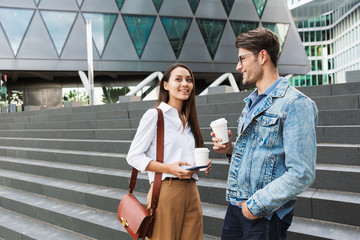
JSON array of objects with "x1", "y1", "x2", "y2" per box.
[{"x1": 238, "y1": 51, "x2": 258, "y2": 65}]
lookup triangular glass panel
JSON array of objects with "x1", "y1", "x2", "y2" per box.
[
  {"x1": 196, "y1": 18, "x2": 226, "y2": 59},
  {"x1": 76, "y1": 0, "x2": 84, "y2": 7},
  {"x1": 252, "y1": 0, "x2": 267, "y2": 18},
  {"x1": 122, "y1": 14, "x2": 156, "y2": 58},
  {"x1": 0, "y1": 8, "x2": 34, "y2": 55},
  {"x1": 40, "y1": 11, "x2": 77, "y2": 56},
  {"x1": 230, "y1": 21, "x2": 259, "y2": 37},
  {"x1": 160, "y1": 17, "x2": 192, "y2": 58},
  {"x1": 221, "y1": 0, "x2": 235, "y2": 16},
  {"x1": 187, "y1": 0, "x2": 200, "y2": 14},
  {"x1": 83, "y1": 13, "x2": 117, "y2": 56},
  {"x1": 34, "y1": 0, "x2": 40, "y2": 6},
  {"x1": 152, "y1": 0, "x2": 163, "y2": 12},
  {"x1": 115, "y1": 0, "x2": 124, "y2": 10},
  {"x1": 262, "y1": 23, "x2": 290, "y2": 52}
]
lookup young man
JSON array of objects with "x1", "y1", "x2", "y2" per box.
[{"x1": 211, "y1": 28, "x2": 318, "y2": 239}]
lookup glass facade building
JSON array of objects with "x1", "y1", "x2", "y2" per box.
[
  {"x1": 287, "y1": 0, "x2": 360, "y2": 86},
  {"x1": 0, "y1": 0, "x2": 308, "y2": 108}
]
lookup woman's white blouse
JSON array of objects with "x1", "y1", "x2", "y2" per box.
[{"x1": 126, "y1": 102, "x2": 198, "y2": 183}]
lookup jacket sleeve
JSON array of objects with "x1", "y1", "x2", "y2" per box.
[
  {"x1": 126, "y1": 108, "x2": 158, "y2": 172},
  {"x1": 246, "y1": 96, "x2": 318, "y2": 217}
]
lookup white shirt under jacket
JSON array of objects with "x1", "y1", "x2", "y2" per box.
[{"x1": 126, "y1": 102, "x2": 198, "y2": 183}]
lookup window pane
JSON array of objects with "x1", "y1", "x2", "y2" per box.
[
  {"x1": 160, "y1": 17, "x2": 192, "y2": 58},
  {"x1": 252, "y1": 0, "x2": 267, "y2": 18},
  {"x1": 188, "y1": 0, "x2": 200, "y2": 14},
  {"x1": 122, "y1": 15, "x2": 156, "y2": 57},
  {"x1": 115, "y1": 0, "x2": 124, "y2": 10},
  {"x1": 230, "y1": 21, "x2": 259, "y2": 36},
  {"x1": 83, "y1": 13, "x2": 117, "y2": 56},
  {"x1": 221, "y1": 0, "x2": 235, "y2": 16},
  {"x1": 0, "y1": 8, "x2": 34, "y2": 55},
  {"x1": 41, "y1": 11, "x2": 77, "y2": 55},
  {"x1": 196, "y1": 18, "x2": 226, "y2": 59},
  {"x1": 152, "y1": 0, "x2": 163, "y2": 12}
]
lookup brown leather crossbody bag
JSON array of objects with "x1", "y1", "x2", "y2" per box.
[{"x1": 117, "y1": 108, "x2": 164, "y2": 240}]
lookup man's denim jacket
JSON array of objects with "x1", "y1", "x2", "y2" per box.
[{"x1": 227, "y1": 78, "x2": 318, "y2": 217}]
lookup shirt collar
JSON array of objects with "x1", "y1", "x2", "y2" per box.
[{"x1": 158, "y1": 102, "x2": 175, "y2": 113}]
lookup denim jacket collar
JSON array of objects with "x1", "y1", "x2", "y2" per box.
[
  {"x1": 243, "y1": 78, "x2": 290, "y2": 114},
  {"x1": 241, "y1": 78, "x2": 290, "y2": 132}
]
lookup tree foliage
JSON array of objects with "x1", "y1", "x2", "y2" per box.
[{"x1": 101, "y1": 87, "x2": 130, "y2": 104}]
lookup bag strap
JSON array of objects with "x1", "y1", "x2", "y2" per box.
[{"x1": 128, "y1": 108, "x2": 164, "y2": 216}]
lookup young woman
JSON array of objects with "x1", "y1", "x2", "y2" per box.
[{"x1": 126, "y1": 63, "x2": 211, "y2": 240}]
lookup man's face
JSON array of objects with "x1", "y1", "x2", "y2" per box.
[{"x1": 236, "y1": 48, "x2": 263, "y2": 86}]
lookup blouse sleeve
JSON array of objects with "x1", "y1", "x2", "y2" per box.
[{"x1": 126, "y1": 108, "x2": 158, "y2": 172}]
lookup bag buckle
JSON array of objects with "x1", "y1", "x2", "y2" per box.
[{"x1": 120, "y1": 217, "x2": 129, "y2": 227}]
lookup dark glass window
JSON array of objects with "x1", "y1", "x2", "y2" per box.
[
  {"x1": 188, "y1": 0, "x2": 200, "y2": 14},
  {"x1": 252, "y1": 0, "x2": 267, "y2": 18},
  {"x1": 262, "y1": 23, "x2": 290, "y2": 52},
  {"x1": 160, "y1": 17, "x2": 192, "y2": 58},
  {"x1": 83, "y1": 13, "x2": 117, "y2": 56},
  {"x1": 115, "y1": 0, "x2": 124, "y2": 10},
  {"x1": 152, "y1": 0, "x2": 163, "y2": 12},
  {"x1": 312, "y1": 75, "x2": 318, "y2": 85},
  {"x1": 41, "y1": 11, "x2": 77, "y2": 56},
  {"x1": 196, "y1": 18, "x2": 226, "y2": 59},
  {"x1": 221, "y1": 0, "x2": 235, "y2": 16},
  {"x1": 317, "y1": 60, "x2": 322, "y2": 71},
  {"x1": 122, "y1": 15, "x2": 156, "y2": 58},
  {"x1": 230, "y1": 21, "x2": 259, "y2": 37},
  {"x1": 0, "y1": 8, "x2": 35, "y2": 55}
]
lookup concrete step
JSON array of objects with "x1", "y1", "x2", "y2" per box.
[
  {"x1": 317, "y1": 125, "x2": 360, "y2": 144},
  {"x1": 0, "y1": 185, "x2": 130, "y2": 240},
  {"x1": 0, "y1": 168, "x2": 146, "y2": 213},
  {"x1": 318, "y1": 109, "x2": 360, "y2": 126},
  {"x1": 0, "y1": 124, "x2": 358, "y2": 145},
  {"x1": 205, "y1": 142, "x2": 360, "y2": 166},
  {"x1": 0, "y1": 207, "x2": 96, "y2": 240},
  {"x1": 316, "y1": 143, "x2": 360, "y2": 166},
  {"x1": 0, "y1": 129, "x2": 137, "y2": 140},
  {"x1": 312, "y1": 164, "x2": 360, "y2": 193},
  {"x1": 0, "y1": 137, "x2": 131, "y2": 153},
  {"x1": 0, "y1": 168, "x2": 229, "y2": 238},
  {"x1": 201, "y1": 157, "x2": 360, "y2": 193},
  {"x1": 0, "y1": 146, "x2": 131, "y2": 170},
  {"x1": 0, "y1": 108, "x2": 358, "y2": 134},
  {"x1": 295, "y1": 188, "x2": 360, "y2": 227},
  {"x1": 288, "y1": 216, "x2": 360, "y2": 240},
  {"x1": 0, "y1": 156, "x2": 226, "y2": 205},
  {"x1": 201, "y1": 126, "x2": 360, "y2": 144},
  {"x1": 0, "y1": 118, "x2": 132, "y2": 130},
  {"x1": 0, "y1": 156, "x2": 359, "y2": 226}
]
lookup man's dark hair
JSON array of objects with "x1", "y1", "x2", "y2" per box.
[{"x1": 235, "y1": 28, "x2": 280, "y2": 67}]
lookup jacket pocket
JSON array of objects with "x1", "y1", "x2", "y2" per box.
[{"x1": 254, "y1": 115, "x2": 280, "y2": 148}]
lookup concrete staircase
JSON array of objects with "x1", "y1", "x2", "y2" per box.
[{"x1": 0, "y1": 82, "x2": 359, "y2": 240}]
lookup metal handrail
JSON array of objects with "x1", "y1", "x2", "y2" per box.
[
  {"x1": 199, "y1": 73, "x2": 239, "y2": 96},
  {"x1": 125, "y1": 71, "x2": 163, "y2": 96}
]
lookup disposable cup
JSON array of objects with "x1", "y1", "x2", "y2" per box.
[
  {"x1": 210, "y1": 118, "x2": 229, "y2": 144},
  {"x1": 193, "y1": 148, "x2": 210, "y2": 171}
]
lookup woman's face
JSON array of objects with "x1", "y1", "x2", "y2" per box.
[{"x1": 163, "y1": 67, "x2": 194, "y2": 104}]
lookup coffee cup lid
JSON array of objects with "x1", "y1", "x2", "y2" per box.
[
  {"x1": 194, "y1": 148, "x2": 210, "y2": 153},
  {"x1": 210, "y1": 118, "x2": 228, "y2": 127}
]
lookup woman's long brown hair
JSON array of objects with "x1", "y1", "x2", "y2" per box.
[{"x1": 156, "y1": 63, "x2": 204, "y2": 148}]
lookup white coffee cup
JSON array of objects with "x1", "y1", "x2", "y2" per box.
[
  {"x1": 210, "y1": 118, "x2": 229, "y2": 144},
  {"x1": 194, "y1": 148, "x2": 210, "y2": 171}
]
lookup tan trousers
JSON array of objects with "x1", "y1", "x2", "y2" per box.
[{"x1": 146, "y1": 178, "x2": 203, "y2": 240}]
